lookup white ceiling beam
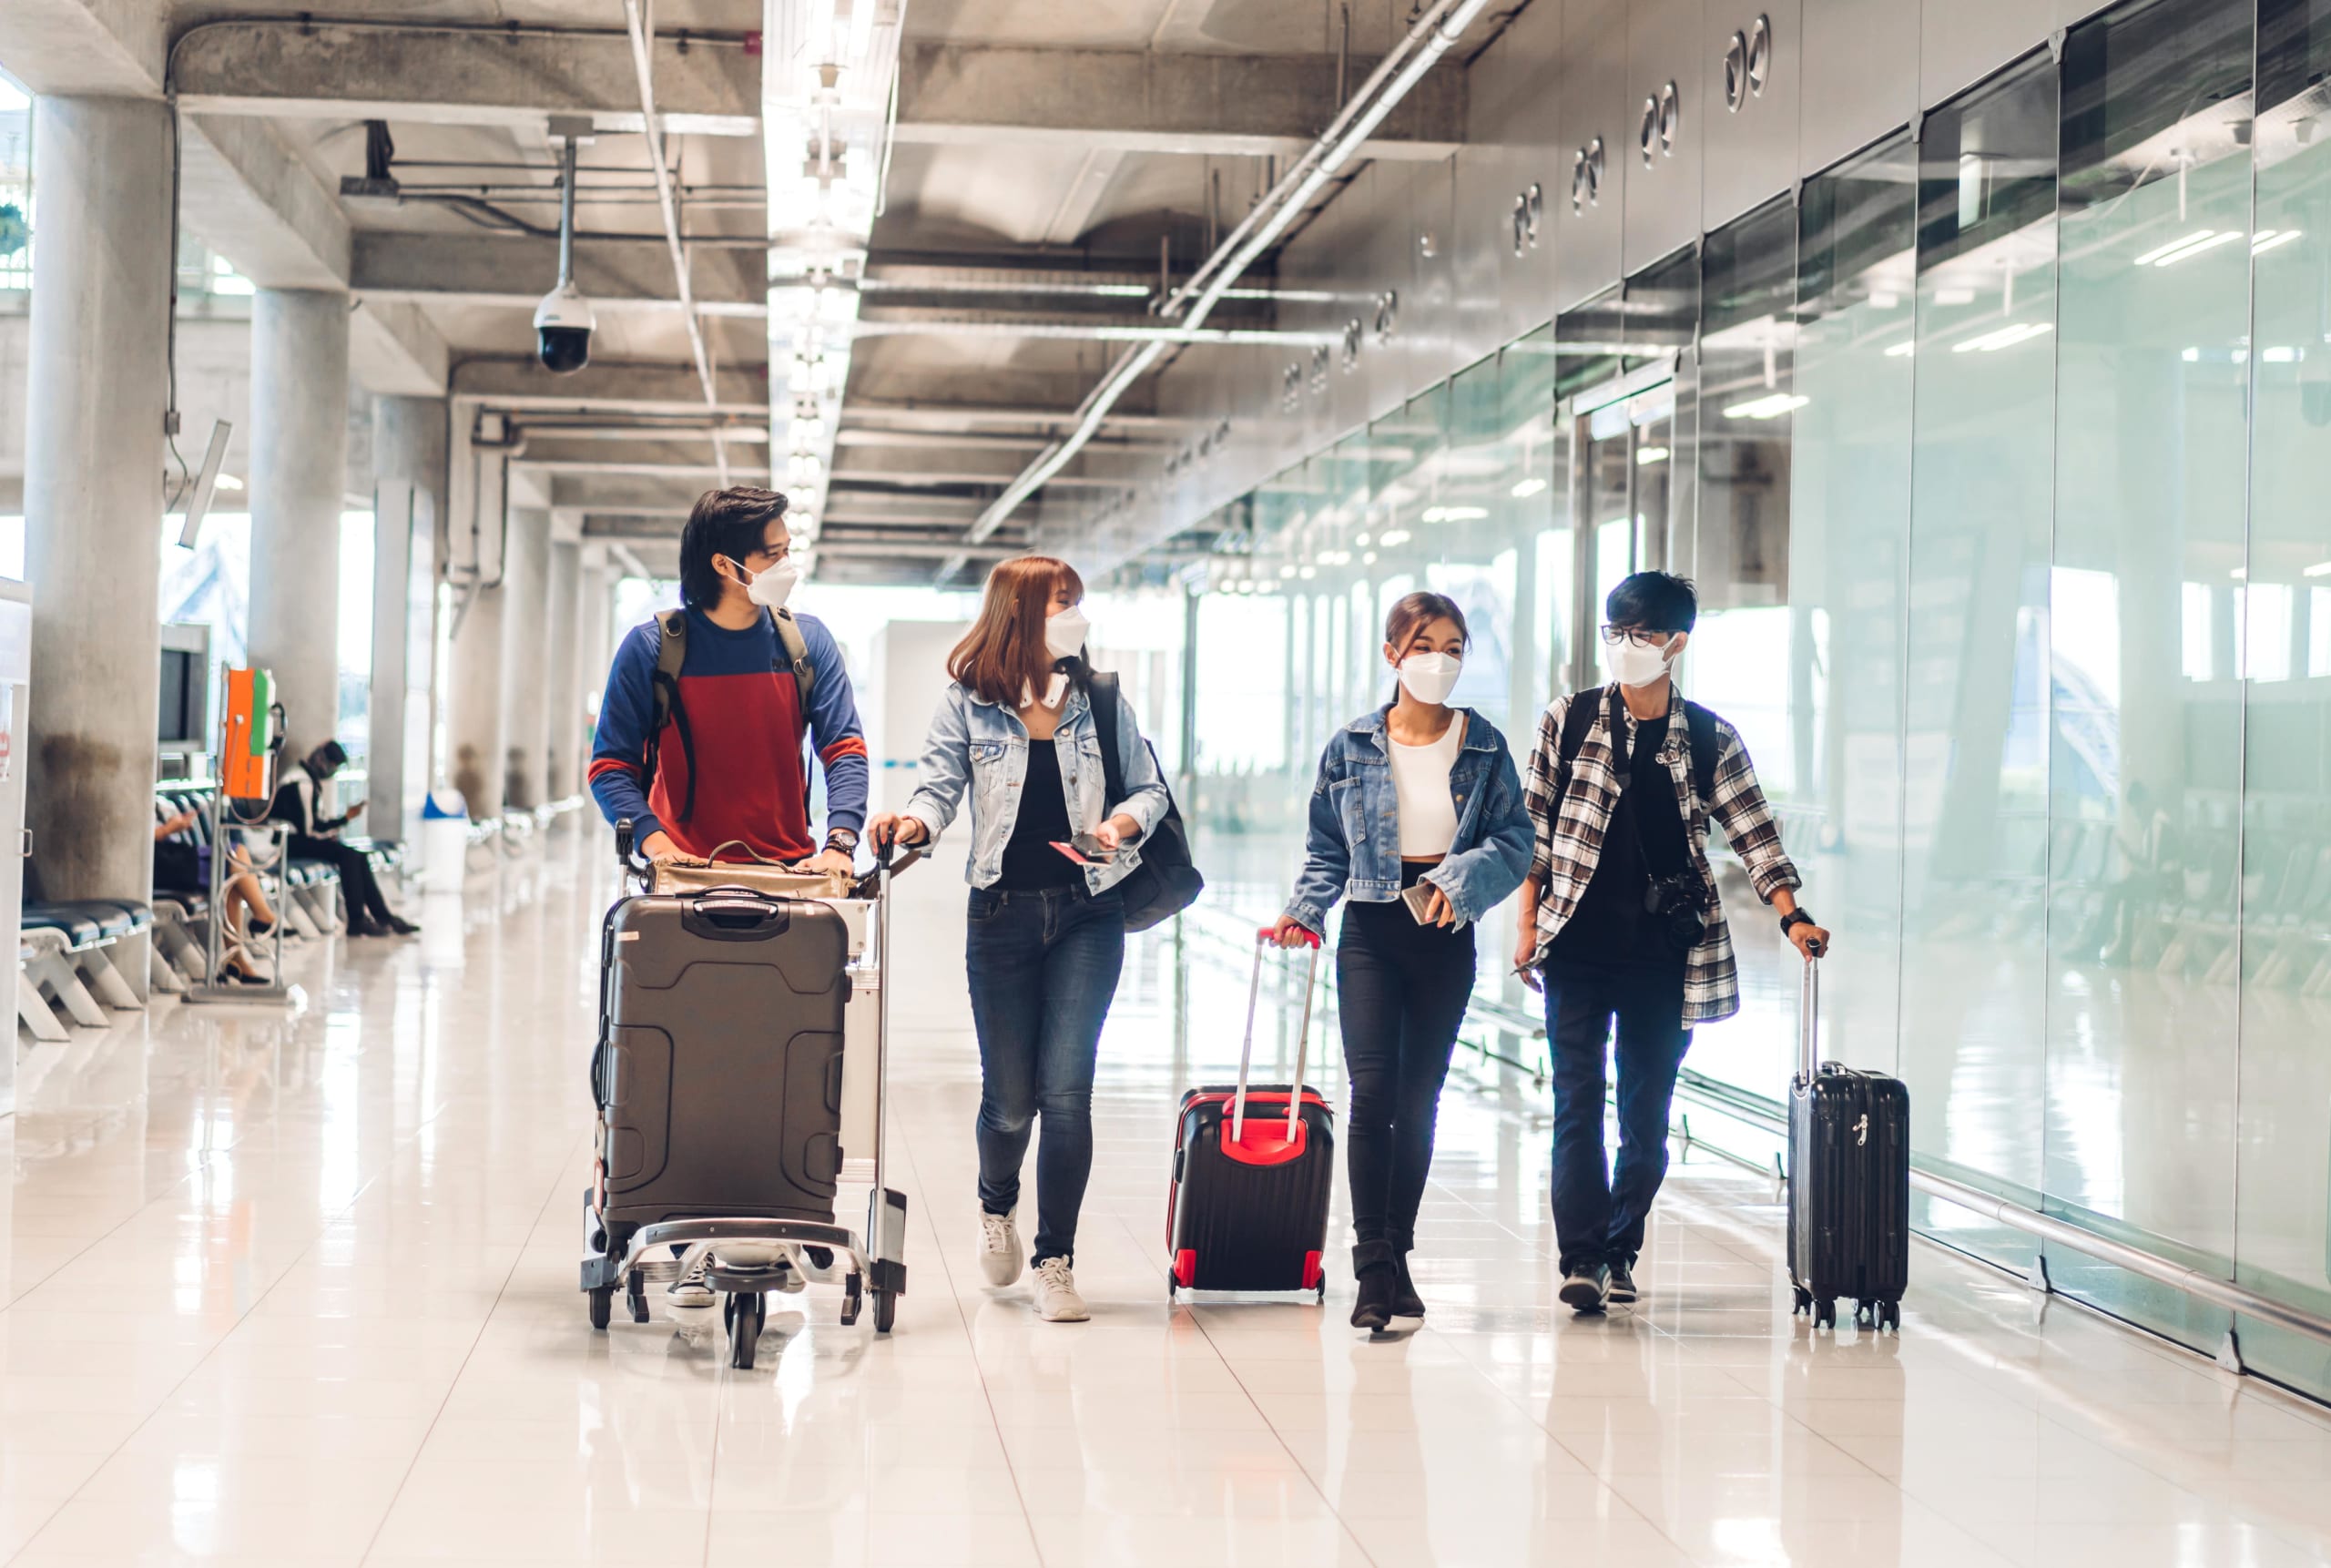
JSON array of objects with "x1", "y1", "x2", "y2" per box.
[{"x1": 0, "y1": 0, "x2": 166, "y2": 97}]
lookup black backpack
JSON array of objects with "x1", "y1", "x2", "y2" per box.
[
  {"x1": 642, "y1": 606, "x2": 816, "y2": 825},
  {"x1": 1087, "y1": 671, "x2": 1204, "y2": 932},
  {"x1": 1554, "y1": 687, "x2": 1721, "y2": 830}
]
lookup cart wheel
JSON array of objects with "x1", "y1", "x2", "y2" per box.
[
  {"x1": 1791, "y1": 1284, "x2": 1813, "y2": 1316},
  {"x1": 806, "y1": 1246, "x2": 834, "y2": 1269},
  {"x1": 588, "y1": 1285, "x2": 613, "y2": 1331},
  {"x1": 1814, "y1": 1297, "x2": 1837, "y2": 1330},
  {"x1": 871, "y1": 1288, "x2": 897, "y2": 1334},
  {"x1": 626, "y1": 1271, "x2": 650, "y2": 1324},
  {"x1": 730, "y1": 1292, "x2": 763, "y2": 1369}
]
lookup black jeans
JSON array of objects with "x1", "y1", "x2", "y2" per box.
[
  {"x1": 964, "y1": 882, "x2": 1126, "y2": 1264},
  {"x1": 1542, "y1": 958, "x2": 1691, "y2": 1272},
  {"x1": 290, "y1": 835, "x2": 395, "y2": 927},
  {"x1": 1335, "y1": 890, "x2": 1477, "y2": 1250}
]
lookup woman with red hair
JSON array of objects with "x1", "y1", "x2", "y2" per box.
[{"x1": 870, "y1": 556, "x2": 1168, "y2": 1322}]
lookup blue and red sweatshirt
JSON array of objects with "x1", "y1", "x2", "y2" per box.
[{"x1": 588, "y1": 606, "x2": 869, "y2": 862}]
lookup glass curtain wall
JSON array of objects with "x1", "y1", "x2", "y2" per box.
[{"x1": 1156, "y1": 0, "x2": 2331, "y2": 1399}]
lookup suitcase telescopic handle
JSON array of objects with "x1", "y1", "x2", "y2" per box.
[
  {"x1": 1797, "y1": 949, "x2": 1821, "y2": 1085},
  {"x1": 1234, "y1": 926, "x2": 1321, "y2": 1145}
]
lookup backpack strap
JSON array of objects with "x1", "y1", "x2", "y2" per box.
[
  {"x1": 1551, "y1": 687, "x2": 1601, "y2": 807},
  {"x1": 1088, "y1": 671, "x2": 1128, "y2": 810},
  {"x1": 645, "y1": 609, "x2": 698, "y2": 824},
  {"x1": 770, "y1": 606, "x2": 817, "y2": 722},
  {"x1": 1682, "y1": 698, "x2": 1720, "y2": 831}
]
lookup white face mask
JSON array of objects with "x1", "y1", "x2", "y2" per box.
[
  {"x1": 1044, "y1": 606, "x2": 1090, "y2": 661},
  {"x1": 1396, "y1": 651, "x2": 1462, "y2": 706},
  {"x1": 730, "y1": 557, "x2": 799, "y2": 611},
  {"x1": 1609, "y1": 636, "x2": 1676, "y2": 688}
]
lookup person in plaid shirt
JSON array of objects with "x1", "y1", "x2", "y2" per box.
[{"x1": 1514, "y1": 572, "x2": 1830, "y2": 1314}]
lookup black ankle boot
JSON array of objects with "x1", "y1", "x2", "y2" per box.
[
  {"x1": 1389, "y1": 1252, "x2": 1425, "y2": 1321},
  {"x1": 1350, "y1": 1241, "x2": 1397, "y2": 1332}
]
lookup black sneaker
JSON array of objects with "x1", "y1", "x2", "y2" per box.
[
  {"x1": 1558, "y1": 1261, "x2": 1612, "y2": 1314},
  {"x1": 1606, "y1": 1258, "x2": 1638, "y2": 1306},
  {"x1": 1389, "y1": 1254, "x2": 1425, "y2": 1323}
]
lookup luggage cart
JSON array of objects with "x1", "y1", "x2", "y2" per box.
[{"x1": 580, "y1": 826, "x2": 911, "y2": 1368}]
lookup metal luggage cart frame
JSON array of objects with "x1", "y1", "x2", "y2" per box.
[{"x1": 580, "y1": 826, "x2": 912, "y2": 1368}]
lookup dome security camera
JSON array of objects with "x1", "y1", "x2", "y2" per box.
[{"x1": 534, "y1": 282, "x2": 595, "y2": 375}]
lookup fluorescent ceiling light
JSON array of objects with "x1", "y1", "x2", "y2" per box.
[
  {"x1": 1934, "y1": 288, "x2": 1976, "y2": 307},
  {"x1": 214, "y1": 473, "x2": 244, "y2": 492},
  {"x1": 1636, "y1": 445, "x2": 1670, "y2": 465},
  {"x1": 1277, "y1": 564, "x2": 1297, "y2": 578},
  {"x1": 1721, "y1": 392, "x2": 1809, "y2": 421},
  {"x1": 2264, "y1": 346, "x2": 2299, "y2": 363},
  {"x1": 2135, "y1": 229, "x2": 2215, "y2": 266},
  {"x1": 1420, "y1": 504, "x2": 1488, "y2": 523},
  {"x1": 1883, "y1": 341, "x2": 1915, "y2": 359},
  {"x1": 2254, "y1": 229, "x2": 2303, "y2": 256},
  {"x1": 2303, "y1": 561, "x2": 2331, "y2": 577},
  {"x1": 1299, "y1": 565, "x2": 1318, "y2": 579},
  {"x1": 2182, "y1": 347, "x2": 2201, "y2": 361},
  {"x1": 1952, "y1": 321, "x2": 2053, "y2": 354},
  {"x1": 1379, "y1": 529, "x2": 1413, "y2": 545},
  {"x1": 2153, "y1": 230, "x2": 2244, "y2": 267},
  {"x1": 2230, "y1": 566, "x2": 2247, "y2": 580},
  {"x1": 1510, "y1": 477, "x2": 1548, "y2": 499}
]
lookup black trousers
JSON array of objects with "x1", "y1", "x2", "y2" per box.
[
  {"x1": 1542, "y1": 958, "x2": 1691, "y2": 1272},
  {"x1": 290, "y1": 835, "x2": 394, "y2": 926},
  {"x1": 1334, "y1": 881, "x2": 1477, "y2": 1250}
]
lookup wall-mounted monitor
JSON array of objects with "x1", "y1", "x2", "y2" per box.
[{"x1": 158, "y1": 622, "x2": 212, "y2": 755}]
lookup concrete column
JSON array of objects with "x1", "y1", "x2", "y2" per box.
[
  {"x1": 246, "y1": 289, "x2": 350, "y2": 762},
  {"x1": 544, "y1": 542, "x2": 581, "y2": 799},
  {"x1": 369, "y1": 397, "x2": 446, "y2": 847},
  {"x1": 578, "y1": 559, "x2": 616, "y2": 713},
  {"x1": 497, "y1": 507, "x2": 550, "y2": 812},
  {"x1": 447, "y1": 577, "x2": 504, "y2": 820},
  {"x1": 23, "y1": 97, "x2": 169, "y2": 938}
]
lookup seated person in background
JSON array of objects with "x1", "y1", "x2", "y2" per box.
[
  {"x1": 588, "y1": 484, "x2": 867, "y2": 874},
  {"x1": 153, "y1": 808, "x2": 280, "y2": 983},
  {"x1": 268, "y1": 740, "x2": 417, "y2": 938}
]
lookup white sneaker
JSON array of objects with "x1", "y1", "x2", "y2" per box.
[
  {"x1": 1031, "y1": 1257, "x2": 1090, "y2": 1322},
  {"x1": 666, "y1": 1256, "x2": 716, "y2": 1313},
  {"x1": 977, "y1": 1210, "x2": 1023, "y2": 1288}
]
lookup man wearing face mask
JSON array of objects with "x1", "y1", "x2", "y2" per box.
[
  {"x1": 588, "y1": 486, "x2": 867, "y2": 876},
  {"x1": 1518, "y1": 571, "x2": 1828, "y2": 1315}
]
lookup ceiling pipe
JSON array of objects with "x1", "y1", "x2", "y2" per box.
[
  {"x1": 621, "y1": 0, "x2": 731, "y2": 487},
  {"x1": 963, "y1": 0, "x2": 1494, "y2": 546}
]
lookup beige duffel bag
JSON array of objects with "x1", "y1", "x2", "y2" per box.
[{"x1": 646, "y1": 840, "x2": 851, "y2": 900}]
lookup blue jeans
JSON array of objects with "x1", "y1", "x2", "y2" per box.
[
  {"x1": 964, "y1": 883, "x2": 1126, "y2": 1263},
  {"x1": 1542, "y1": 959, "x2": 1691, "y2": 1273}
]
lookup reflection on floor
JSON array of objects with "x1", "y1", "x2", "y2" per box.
[{"x1": 0, "y1": 825, "x2": 2324, "y2": 1566}]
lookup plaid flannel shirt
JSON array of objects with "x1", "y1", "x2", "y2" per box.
[{"x1": 1522, "y1": 684, "x2": 1800, "y2": 1025}]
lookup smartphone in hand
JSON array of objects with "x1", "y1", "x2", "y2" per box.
[{"x1": 1050, "y1": 834, "x2": 1116, "y2": 867}]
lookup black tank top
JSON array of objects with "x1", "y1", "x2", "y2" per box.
[{"x1": 997, "y1": 738, "x2": 1083, "y2": 890}]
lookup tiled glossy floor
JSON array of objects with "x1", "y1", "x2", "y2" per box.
[{"x1": 1, "y1": 828, "x2": 2327, "y2": 1566}]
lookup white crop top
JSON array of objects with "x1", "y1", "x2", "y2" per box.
[{"x1": 1388, "y1": 715, "x2": 1464, "y2": 857}]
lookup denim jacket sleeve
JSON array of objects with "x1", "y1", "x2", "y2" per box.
[
  {"x1": 1105, "y1": 692, "x2": 1171, "y2": 839},
  {"x1": 1282, "y1": 749, "x2": 1350, "y2": 936},
  {"x1": 901, "y1": 686, "x2": 973, "y2": 844},
  {"x1": 1421, "y1": 737, "x2": 1532, "y2": 926}
]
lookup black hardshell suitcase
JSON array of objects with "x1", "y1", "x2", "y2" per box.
[
  {"x1": 1166, "y1": 928, "x2": 1336, "y2": 1300},
  {"x1": 593, "y1": 888, "x2": 851, "y2": 1239},
  {"x1": 1787, "y1": 952, "x2": 1910, "y2": 1331}
]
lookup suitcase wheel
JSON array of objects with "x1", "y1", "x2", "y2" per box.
[
  {"x1": 1878, "y1": 1299, "x2": 1901, "y2": 1333},
  {"x1": 726, "y1": 1291, "x2": 766, "y2": 1369},
  {"x1": 587, "y1": 1285, "x2": 613, "y2": 1331},
  {"x1": 1791, "y1": 1284, "x2": 1812, "y2": 1317},
  {"x1": 1813, "y1": 1297, "x2": 1837, "y2": 1330}
]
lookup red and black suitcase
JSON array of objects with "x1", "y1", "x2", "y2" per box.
[
  {"x1": 1166, "y1": 927, "x2": 1335, "y2": 1301},
  {"x1": 1787, "y1": 952, "x2": 1910, "y2": 1332}
]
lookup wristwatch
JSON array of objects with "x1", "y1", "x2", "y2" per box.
[
  {"x1": 1779, "y1": 908, "x2": 1815, "y2": 935},
  {"x1": 825, "y1": 827, "x2": 860, "y2": 856}
]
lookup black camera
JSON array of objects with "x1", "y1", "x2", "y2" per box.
[{"x1": 1644, "y1": 871, "x2": 1708, "y2": 952}]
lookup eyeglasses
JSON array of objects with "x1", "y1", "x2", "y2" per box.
[{"x1": 1600, "y1": 625, "x2": 1673, "y2": 648}]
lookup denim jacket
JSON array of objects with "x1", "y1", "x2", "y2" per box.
[
  {"x1": 901, "y1": 679, "x2": 1171, "y2": 896},
  {"x1": 1284, "y1": 707, "x2": 1532, "y2": 935}
]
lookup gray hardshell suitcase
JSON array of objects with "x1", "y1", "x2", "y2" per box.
[{"x1": 595, "y1": 889, "x2": 850, "y2": 1227}]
